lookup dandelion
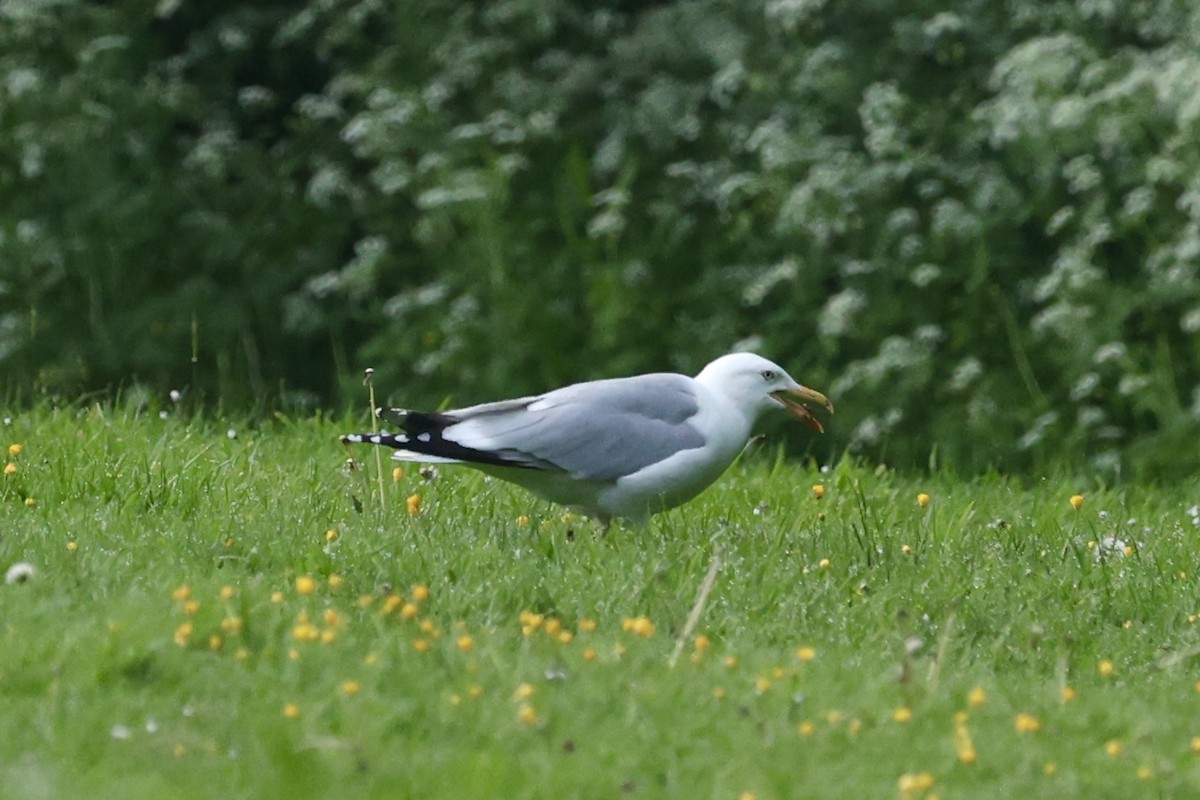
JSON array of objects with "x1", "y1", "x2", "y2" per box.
[
  {"x1": 381, "y1": 594, "x2": 403, "y2": 614},
  {"x1": 1098, "y1": 659, "x2": 1115, "y2": 678},
  {"x1": 623, "y1": 617, "x2": 655, "y2": 637},
  {"x1": 917, "y1": 492, "x2": 930, "y2": 507},
  {"x1": 400, "y1": 602, "x2": 420, "y2": 620},
  {"x1": 579, "y1": 618, "x2": 597, "y2": 633},
  {"x1": 1043, "y1": 762, "x2": 1058, "y2": 776},
  {"x1": 282, "y1": 703, "x2": 300, "y2": 719},
  {"x1": 557, "y1": 630, "x2": 573, "y2": 644},
  {"x1": 325, "y1": 529, "x2": 338, "y2": 542},
  {"x1": 1070, "y1": 494, "x2": 1084, "y2": 510},
  {"x1": 893, "y1": 707, "x2": 913, "y2": 723},
  {"x1": 795, "y1": 646, "x2": 817, "y2": 662},
  {"x1": 1014, "y1": 713, "x2": 1041, "y2": 733},
  {"x1": 411, "y1": 584, "x2": 430, "y2": 602},
  {"x1": 218, "y1": 585, "x2": 236, "y2": 601},
  {"x1": 342, "y1": 680, "x2": 361, "y2": 696},
  {"x1": 755, "y1": 676, "x2": 772, "y2": 693},
  {"x1": 295, "y1": 576, "x2": 316, "y2": 596},
  {"x1": 171, "y1": 584, "x2": 192, "y2": 602},
  {"x1": 901, "y1": 544, "x2": 913, "y2": 555},
  {"x1": 392, "y1": 467, "x2": 404, "y2": 481},
  {"x1": 517, "y1": 704, "x2": 538, "y2": 725},
  {"x1": 1189, "y1": 735, "x2": 1200, "y2": 753},
  {"x1": 967, "y1": 686, "x2": 987, "y2": 707},
  {"x1": 457, "y1": 635, "x2": 474, "y2": 653},
  {"x1": 712, "y1": 686, "x2": 726, "y2": 699},
  {"x1": 328, "y1": 574, "x2": 344, "y2": 591},
  {"x1": 173, "y1": 622, "x2": 193, "y2": 647},
  {"x1": 3, "y1": 463, "x2": 16, "y2": 476},
  {"x1": 66, "y1": 541, "x2": 77, "y2": 553},
  {"x1": 582, "y1": 647, "x2": 597, "y2": 662},
  {"x1": 1137, "y1": 765, "x2": 1153, "y2": 780},
  {"x1": 1060, "y1": 686, "x2": 1076, "y2": 703},
  {"x1": 8, "y1": 444, "x2": 22, "y2": 457},
  {"x1": 323, "y1": 608, "x2": 344, "y2": 628},
  {"x1": 406, "y1": 494, "x2": 421, "y2": 515},
  {"x1": 5, "y1": 562, "x2": 35, "y2": 585},
  {"x1": 220, "y1": 616, "x2": 243, "y2": 636},
  {"x1": 724, "y1": 655, "x2": 739, "y2": 669},
  {"x1": 23, "y1": 497, "x2": 34, "y2": 507},
  {"x1": 811, "y1": 484, "x2": 825, "y2": 499},
  {"x1": 737, "y1": 793, "x2": 757, "y2": 800},
  {"x1": 798, "y1": 721, "x2": 815, "y2": 737},
  {"x1": 1105, "y1": 739, "x2": 1123, "y2": 757},
  {"x1": 516, "y1": 514, "x2": 530, "y2": 526},
  {"x1": 544, "y1": 618, "x2": 563, "y2": 636},
  {"x1": 320, "y1": 629, "x2": 337, "y2": 644},
  {"x1": 182, "y1": 599, "x2": 200, "y2": 615},
  {"x1": 413, "y1": 639, "x2": 430, "y2": 652},
  {"x1": 419, "y1": 619, "x2": 438, "y2": 636},
  {"x1": 818, "y1": 558, "x2": 831, "y2": 570},
  {"x1": 694, "y1": 634, "x2": 711, "y2": 653},
  {"x1": 292, "y1": 622, "x2": 320, "y2": 642},
  {"x1": 468, "y1": 684, "x2": 483, "y2": 699},
  {"x1": 209, "y1": 634, "x2": 223, "y2": 651}
]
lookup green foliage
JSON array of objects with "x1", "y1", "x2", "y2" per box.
[
  {"x1": 4, "y1": 411, "x2": 1200, "y2": 797},
  {"x1": 3, "y1": 1, "x2": 1200, "y2": 473}
]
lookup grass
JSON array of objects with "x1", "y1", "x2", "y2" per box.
[{"x1": 2, "y1": 405, "x2": 1200, "y2": 799}]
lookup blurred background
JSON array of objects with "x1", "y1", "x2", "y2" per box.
[{"x1": 2, "y1": 0, "x2": 1199, "y2": 476}]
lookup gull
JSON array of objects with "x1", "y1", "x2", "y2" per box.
[{"x1": 341, "y1": 353, "x2": 832, "y2": 524}]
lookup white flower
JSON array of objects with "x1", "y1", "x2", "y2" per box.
[{"x1": 5, "y1": 562, "x2": 35, "y2": 584}]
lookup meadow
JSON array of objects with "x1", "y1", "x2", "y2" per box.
[{"x1": 2, "y1": 405, "x2": 1200, "y2": 799}]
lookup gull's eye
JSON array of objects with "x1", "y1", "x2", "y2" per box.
[{"x1": 760, "y1": 369, "x2": 777, "y2": 381}]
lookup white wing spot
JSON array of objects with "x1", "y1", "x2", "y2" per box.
[
  {"x1": 370, "y1": 435, "x2": 382, "y2": 444},
  {"x1": 396, "y1": 434, "x2": 409, "y2": 442},
  {"x1": 417, "y1": 432, "x2": 432, "y2": 443}
]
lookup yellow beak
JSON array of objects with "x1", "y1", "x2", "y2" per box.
[{"x1": 771, "y1": 386, "x2": 834, "y2": 433}]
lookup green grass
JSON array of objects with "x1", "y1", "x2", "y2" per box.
[{"x1": 3, "y1": 406, "x2": 1200, "y2": 799}]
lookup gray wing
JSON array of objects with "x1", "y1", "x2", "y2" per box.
[{"x1": 440, "y1": 373, "x2": 708, "y2": 481}]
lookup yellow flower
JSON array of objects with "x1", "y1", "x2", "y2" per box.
[
  {"x1": 1014, "y1": 713, "x2": 1041, "y2": 733},
  {"x1": 818, "y1": 558, "x2": 831, "y2": 570},
  {"x1": 468, "y1": 684, "x2": 483, "y2": 699},
  {"x1": 795, "y1": 646, "x2": 817, "y2": 662},
  {"x1": 292, "y1": 622, "x2": 320, "y2": 642},
  {"x1": 623, "y1": 616, "x2": 655, "y2": 637},
  {"x1": 171, "y1": 584, "x2": 192, "y2": 602},
  {"x1": 419, "y1": 618, "x2": 438, "y2": 636},
  {"x1": 295, "y1": 576, "x2": 316, "y2": 595},
  {"x1": 811, "y1": 484, "x2": 825, "y2": 499},
  {"x1": 1070, "y1": 494, "x2": 1084, "y2": 510},
  {"x1": 1189, "y1": 735, "x2": 1200, "y2": 753},
  {"x1": 411, "y1": 584, "x2": 430, "y2": 602},
  {"x1": 893, "y1": 707, "x2": 913, "y2": 723},
  {"x1": 513, "y1": 682, "x2": 536, "y2": 701},
  {"x1": 582, "y1": 647, "x2": 597, "y2": 662},
  {"x1": 406, "y1": 493, "x2": 421, "y2": 515},
  {"x1": 23, "y1": 497, "x2": 34, "y2": 507},
  {"x1": 737, "y1": 793, "x2": 757, "y2": 800},
  {"x1": 1098, "y1": 659, "x2": 1115, "y2": 677},
  {"x1": 1137, "y1": 765, "x2": 1153, "y2": 780},
  {"x1": 3, "y1": 463, "x2": 16, "y2": 476},
  {"x1": 342, "y1": 680, "x2": 361, "y2": 696},
  {"x1": 544, "y1": 617, "x2": 563, "y2": 636},
  {"x1": 517, "y1": 704, "x2": 538, "y2": 725},
  {"x1": 967, "y1": 686, "x2": 987, "y2": 707},
  {"x1": 219, "y1": 585, "x2": 236, "y2": 601},
  {"x1": 322, "y1": 608, "x2": 343, "y2": 628},
  {"x1": 220, "y1": 616, "x2": 243, "y2": 636},
  {"x1": 208, "y1": 634, "x2": 223, "y2": 651},
  {"x1": 1105, "y1": 739, "x2": 1123, "y2": 757},
  {"x1": 173, "y1": 743, "x2": 187, "y2": 758},
  {"x1": 798, "y1": 721, "x2": 815, "y2": 737},
  {"x1": 1060, "y1": 686, "x2": 1077, "y2": 703},
  {"x1": 917, "y1": 492, "x2": 931, "y2": 508},
  {"x1": 724, "y1": 655, "x2": 738, "y2": 669},
  {"x1": 328, "y1": 574, "x2": 344, "y2": 591},
  {"x1": 380, "y1": 594, "x2": 403, "y2": 614},
  {"x1": 183, "y1": 600, "x2": 200, "y2": 615},
  {"x1": 392, "y1": 467, "x2": 404, "y2": 481},
  {"x1": 413, "y1": 638, "x2": 430, "y2": 652},
  {"x1": 320, "y1": 629, "x2": 337, "y2": 644},
  {"x1": 282, "y1": 703, "x2": 300, "y2": 719},
  {"x1": 400, "y1": 602, "x2": 420, "y2": 620},
  {"x1": 755, "y1": 676, "x2": 772, "y2": 693},
  {"x1": 578, "y1": 618, "x2": 597, "y2": 632},
  {"x1": 897, "y1": 772, "x2": 935, "y2": 797},
  {"x1": 901, "y1": 544, "x2": 914, "y2": 555},
  {"x1": 1043, "y1": 762, "x2": 1058, "y2": 776},
  {"x1": 325, "y1": 529, "x2": 339, "y2": 542},
  {"x1": 712, "y1": 686, "x2": 726, "y2": 699},
  {"x1": 457, "y1": 635, "x2": 474, "y2": 653},
  {"x1": 694, "y1": 634, "x2": 711, "y2": 652},
  {"x1": 66, "y1": 541, "x2": 78, "y2": 553},
  {"x1": 516, "y1": 514, "x2": 530, "y2": 526},
  {"x1": 8, "y1": 444, "x2": 23, "y2": 457},
  {"x1": 557, "y1": 630, "x2": 573, "y2": 644},
  {"x1": 173, "y1": 622, "x2": 193, "y2": 647}
]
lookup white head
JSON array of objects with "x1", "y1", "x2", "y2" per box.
[{"x1": 694, "y1": 353, "x2": 833, "y2": 431}]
